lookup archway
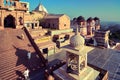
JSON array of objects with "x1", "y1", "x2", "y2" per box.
[{"x1": 4, "y1": 15, "x2": 16, "y2": 28}]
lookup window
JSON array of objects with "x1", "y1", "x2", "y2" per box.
[
  {"x1": 43, "y1": 48, "x2": 48, "y2": 54},
  {"x1": 64, "y1": 35, "x2": 70, "y2": 40},
  {"x1": 24, "y1": 4, "x2": 27, "y2": 8},
  {"x1": 64, "y1": 24, "x2": 66, "y2": 27}
]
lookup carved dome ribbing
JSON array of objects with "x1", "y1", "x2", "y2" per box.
[{"x1": 70, "y1": 28, "x2": 85, "y2": 49}]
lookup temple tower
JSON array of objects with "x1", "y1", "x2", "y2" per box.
[
  {"x1": 94, "y1": 17, "x2": 100, "y2": 30},
  {"x1": 87, "y1": 17, "x2": 95, "y2": 36}
]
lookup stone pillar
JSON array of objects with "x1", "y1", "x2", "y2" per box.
[
  {"x1": 37, "y1": 22, "x2": 39, "y2": 27},
  {"x1": 34, "y1": 23, "x2": 35, "y2": 28},
  {"x1": 6, "y1": 0, "x2": 9, "y2": 6},
  {"x1": 66, "y1": 53, "x2": 69, "y2": 68},
  {"x1": 93, "y1": 38, "x2": 97, "y2": 46},
  {"x1": 0, "y1": 11, "x2": 4, "y2": 30},
  {"x1": 85, "y1": 54, "x2": 87, "y2": 67},
  {"x1": 78, "y1": 55, "x2": 80, "y2": 75}
]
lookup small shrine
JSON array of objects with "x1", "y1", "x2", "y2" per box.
[
  {"x1": 66, "y1": 28, "x2": 87, "y2": 75},
  {"x1": 53, "y1": 28, "x2": 101, "y2": 80}
]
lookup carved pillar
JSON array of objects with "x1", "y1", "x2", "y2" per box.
[
  {"x1": 85, "y1": 54, "x2": 87, "y2": 67},
  {"x1": 10, "y1": 0, "x2": 13, "y2": 6},
  {"x1": 34, "y1": 23, "x2": 35, "y2": 28},
  {"x1": 23, "y1": 12, "x2": 24, "y2": 27},
  {"x1": 78, "y1": 55, "x2": 80, "y2": 75},
  {"x1": 15, "y1": 11, "x2": 18, "y2": 28},
  {"x1": 6, "y1": 0, "x2": 9, "y2": 5}
]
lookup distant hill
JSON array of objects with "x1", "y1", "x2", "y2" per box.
[{"x1": 101, "y1": 21, "x2": 120, "y2": 32}]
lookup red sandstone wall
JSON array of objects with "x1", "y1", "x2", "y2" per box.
[
  {"x1": 0, "y1": 10, "x2": 25, "y2": 29},
  {"x1": 59, "y1": 15, "x2": 70, "y2": 30}
]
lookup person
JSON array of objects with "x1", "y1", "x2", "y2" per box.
[
  {"x1": 23, "y1": 69, "x2": 30, "y2": 80},
  {"x1": 27, "y1": 51, "x2": 31, "y2": 60}
]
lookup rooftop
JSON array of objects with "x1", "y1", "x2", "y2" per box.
[
  {"x1": 44, "y1": 14, "x2": 64, "y2": 19},
  {"x1": 0, "y1": 29, "x2": 45, "y2": 79},
  {"x1": 48, "y1": 46, "x2": 120, "y2": 80}
]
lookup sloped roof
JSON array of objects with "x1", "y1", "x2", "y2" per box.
[
  {"x1": 34, "y1": 3, "x2": 48, "y2": 13},
  {"x1": 44, "y1": 14, "x2": 64, "y2": 19}
]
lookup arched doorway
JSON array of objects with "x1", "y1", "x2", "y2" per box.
[{"x1": 4, "y1": 15, "x2": 16, "y2": 28}]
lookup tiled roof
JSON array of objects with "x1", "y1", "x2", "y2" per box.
[{"x1": 0, "y1": 29, "x2": 43, "y2": 79}]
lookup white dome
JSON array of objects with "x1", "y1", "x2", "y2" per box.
[
  {"x1": 34, "y1": 3, "x2": 48, "y2": 13},
  {"x1": 70, "y1": 28, "x2": 85, "y2": 49}
]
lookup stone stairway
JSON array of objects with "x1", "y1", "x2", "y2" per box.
[{"x1": 0, "y1": 29, "x2": 44, "y2": 79}]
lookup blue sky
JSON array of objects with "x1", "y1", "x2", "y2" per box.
[{"x1": 22, "y1": 0, "x2": 120, "y2": 22}]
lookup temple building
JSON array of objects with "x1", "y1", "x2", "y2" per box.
[
  {"x1": 34, "y1": 3, "x2": 48, "y2": 13},
  {"x1": 0, "y1": 0, "x2": 46, "y2": 30},
  {"x1": 53, "y1": 28, "x2": 108, "y2": 80},
  {"x1": 40, "y1": 14, "x2": 70, "y2": 30},
  {"x1": 40, "y1": 14, "x2": 73, "y2": 48},
  {"x1": 87, "y1": 17, "x2": 100, "y2": 36},
  {"x1": 35, "y1": 36, "x2": 56, "y2": 59},
  {"x1": 93, "y1": 30, "x2": 110, "y2": 48},
  {"x1": 0, "y1": 0, "x2": 28, "y2": 29},
  {"x1": 0, "y1": 0, "x2": 72, "y2": 48},
  {"x1": 94, "y1": 17, "x2": 100, "y2": 30},
  {"x1": 71, "y1": 16, "x2": 101, "y2": 37}
]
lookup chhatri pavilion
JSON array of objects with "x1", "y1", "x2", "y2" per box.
[{"x1": 53, "y1": 28, "x2": 107, "y2": 80}]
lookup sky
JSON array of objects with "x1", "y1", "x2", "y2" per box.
[{"x1": 21, "y1": 0, "x2": 120, "y2": 22}]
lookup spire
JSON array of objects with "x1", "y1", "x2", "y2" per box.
[{"x1": 34, "y1": 2, "x2": 48, "y2": 13}]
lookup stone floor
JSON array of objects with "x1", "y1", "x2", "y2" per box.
[
  {"x1": 1, "y1": 29, "x2": 120, "y2": 80},
  {"x1": 0, "y1": 29, "x2": 45, "y2": 80},
  {"x1": 48, "y1": 46, "x2": 120, "y2": 80}
]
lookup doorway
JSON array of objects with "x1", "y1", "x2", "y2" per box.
[{"x1": 4, "y1": 15, "x2": 16, "y2": 28}]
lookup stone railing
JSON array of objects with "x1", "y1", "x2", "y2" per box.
[{"x1": 24, "y1": 27, "x2": 47, "y2": 66}]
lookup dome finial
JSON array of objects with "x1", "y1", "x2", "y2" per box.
[{"x1": 70, "y1": 25, "x2": 85, "y2": 49}]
